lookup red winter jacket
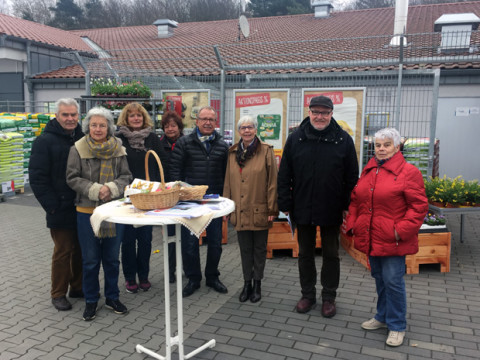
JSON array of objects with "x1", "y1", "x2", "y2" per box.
[{"x1": 345, "y1": 151, "x2": 428, "y2": 257}]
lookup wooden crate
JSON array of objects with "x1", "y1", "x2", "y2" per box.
[
  {"x1": 199, "y1": 217, "x2": 228, "y2": 245},
  {"x1": 340, "y1": 233, "x2": 370, "y2": 269},
  {"x1": 267, "y1": 222, "x2": 298, "y2": 258},
  {"x1": 406, "y1": 232, "x2": 451, "y2": 274},
  {"x1": 340, "y1": 231, "x2": 451, "y2": 274},
  {"x1": 267, "y1": 223, "x2": 322, "y2": 259}
]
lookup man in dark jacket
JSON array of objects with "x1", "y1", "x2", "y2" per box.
[
  {"x1": 278, "y1": 96, "x2": 359, "y2": 317},
  {"x1": 170, "y1": 106, "x2": 229, "y2": 297},
  {"x1": 29, "y1": 98, "x2": 84, "y2": 311}
]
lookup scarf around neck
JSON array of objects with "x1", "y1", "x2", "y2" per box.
[
  {"x1": 197, "y1": 127, "x2": 215, "y2": 151},
  {"x1": 117, "y1": 126, "x2": 151, "y2": 151},
  {"x1": 85, "y1": 134, "x2": 119, "y2": 238},
  {"x1": 236, "y1": 136, "x2": 260, "y2": 168}
]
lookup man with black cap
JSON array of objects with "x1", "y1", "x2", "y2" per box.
[{"x1": 277, "y1": 95, "x2": 358, "y2": 317}]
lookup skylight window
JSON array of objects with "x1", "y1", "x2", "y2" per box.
[{"x1": 81, "y1": 37, "x2": 111, "y2": 58}]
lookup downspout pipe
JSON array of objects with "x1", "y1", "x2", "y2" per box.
[{"x1": 26, "y1": 41, "x2": 35, "y2": 112}]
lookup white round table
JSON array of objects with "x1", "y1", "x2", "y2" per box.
[{"x1": 95, "y1": 197, "x2": 235, "y2": 360}]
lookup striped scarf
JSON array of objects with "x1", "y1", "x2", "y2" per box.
[{"x1": 86, "y1": 135, "x2": 118, "y2": 238}]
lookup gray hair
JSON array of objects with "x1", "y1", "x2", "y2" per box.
[
  {"x1": 55, "y1": 98, "x2": 79, "y2": 114},
  {"x1": 374, "y1": 127, "x2": 401, "y2": 147},
  {"x1": 82, "y1": 107, "x2": 115, "y2": 137},
  {"x1": 197, "y1": 106, "x2": 217, "y2": 119},
  {"x1": 237, "y1": 115, "x2": 258, "y2": 130}
]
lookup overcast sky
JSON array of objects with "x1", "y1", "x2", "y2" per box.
[{"x1": 0, "y1": 0, "x2": 355, "y2": 18}]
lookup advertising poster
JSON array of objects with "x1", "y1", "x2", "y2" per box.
[
  {"x1": 302, "y1": 88, "x2": 366, "y2": 164},
  {"x1": 233, "y1": 90, "x2": 289, "y2": 150},
  {"x1": 161, "y1": 90, "x2": 210, "y2": 129}
]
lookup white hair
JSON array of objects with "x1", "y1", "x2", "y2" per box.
[
  {"x1": 374, "y1": 127, "x2": 401, "y2": 147},
  {"x1": 55, "y1": 98, "x2": 79, "y2": 114},
  {"x1": 82, "y1": 107, "x2": 115, "y2": 137},
  {"x1": 237, "y1": 115, "x2": 257, "y2": 130}
]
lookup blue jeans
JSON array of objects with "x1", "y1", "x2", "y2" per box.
[
  {"x1": 77, "y1": 212, "x2": 122, "y2": 303},
  {"x1": 120, "y1": 225, "x2": 152, "y2": 281},
  {"x1": 369, "y1": 255, "x2": 407, "y2": 331},
  {"x1": 181, "y1": 217, "x2": 223, "y2": 283}
]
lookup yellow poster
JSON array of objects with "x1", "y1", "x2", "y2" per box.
[
  {"x1": 302, "y1": 88, "x2": 366, "y2": 163},
  {"x1": 234, "y1": 89, "x2": 289, "y2": 150}
]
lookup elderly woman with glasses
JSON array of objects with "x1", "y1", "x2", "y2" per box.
[
  {"x1": 345, "y1": 128, "x2": 428, "y2": 347},
  {"x1": 66, "y1": 107, "x2": 132, "y2": 321},
  {"x1": 223, "y1": 115, "x2": 278, "y2": 303}
]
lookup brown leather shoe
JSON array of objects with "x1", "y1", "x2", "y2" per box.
[
  {"x1": 321, "y1": 300, "x2": 336, "y2": 318},
  {"x1": 295, "y1": 297, "x2": 316, "y2": 313}
]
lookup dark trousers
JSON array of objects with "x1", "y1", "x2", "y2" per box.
[
  {"x1": 181, "y1": 217, "x2": 223, "y2": 283},
  {"x1": 237, "y1": 230, "x2": 268, "y2": 281},
  {"x1": 297, "y1": 224, "x2": 340, "y2": 302},
  {"x1": 120, "y1": 225, "x2": 153, "y2": 282},
  {"x1": 50, "y1": 228, "x2": 83, "y2": 298}
]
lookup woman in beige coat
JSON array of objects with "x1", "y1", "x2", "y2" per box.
[{"x1": 223, "y1": 115, "x2": 278, "y2": 303}]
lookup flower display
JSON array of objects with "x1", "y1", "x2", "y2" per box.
[
  {"x1": 90, "y1": 78, "x2": 152, "y2": 97},
  {"x1": 424, "y1": 176, "x2": 480, "y2": 207},
  {"x1": 423, "y1": 212, "x2": 446, "y2": 226}
]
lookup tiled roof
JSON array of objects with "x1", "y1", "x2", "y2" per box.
[
  {"x1": 33, "y1": 1, "x2": 480, "y2": 79},
  {"x1": 0, "y1": 13, "x2": 92, "y2": 52},
  {"x1": 33, "y1": 65, "x2": 86, "y2": 79}
]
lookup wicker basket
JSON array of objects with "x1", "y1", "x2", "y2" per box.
[
  {"x1": 129, "y1": 150, "x2": 180, "y2": 210},
  {"x1": 179, "y1": 185, "x2": 208, "y2": 201}
]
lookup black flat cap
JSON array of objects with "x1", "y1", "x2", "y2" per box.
[{"x1": 309, "y1": 96, "x2": 333, "y2": 109}]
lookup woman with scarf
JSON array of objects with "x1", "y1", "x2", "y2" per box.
[
  {"x1": 66, "y1": 107, "x2": 131, "y2": 321},
  {"x1": 345, "y1": 128, "x2": 428, "y2": 347},
  {"x1": 223, "y1": 115, "x2": 278, "y2": 303},
  {"x1": 116, "y1": 102, "x2": 167, "y2": 294},
  {"x1": 159, "y1": 110, "x2": 184, "y2": 283}
]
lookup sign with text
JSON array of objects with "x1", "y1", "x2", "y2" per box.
[
  {"x1": 234, "y1": 89, "x2": 289, "y2": 149},
  {"x1": 302, "y1": 88, "x2": 366, "y2": 168}
]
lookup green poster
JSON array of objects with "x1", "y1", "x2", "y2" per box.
[{"x1": 257, "y1": 114, "x2": 281, "y2": 141}]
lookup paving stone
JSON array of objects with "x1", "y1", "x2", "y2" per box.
[{"x1": 2, "y1": 192, "x2": 480, "y2": 360}]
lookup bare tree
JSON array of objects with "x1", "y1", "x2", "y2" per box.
[{"x1": 12, "y1": 0, "x2": 55, "y2": 24}]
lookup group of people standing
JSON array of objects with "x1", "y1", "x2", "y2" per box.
[{"x1": 30, "y1": 95, "x2": 428, "y2": 348}]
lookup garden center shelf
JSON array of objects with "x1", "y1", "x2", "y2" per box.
[{"x1": 78, "y1": 96, "x2": 164, "y2": 126}]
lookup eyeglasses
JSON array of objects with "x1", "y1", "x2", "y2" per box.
[
  {"x1": 198, "y1": 117, "x2": 216, "y2": 123},
  {"x1": 310, "y1": 110, "x2": 332, "y2": 116},
  {"x1": 239, "y1": 126, "x2": 255, "y2": 131}
]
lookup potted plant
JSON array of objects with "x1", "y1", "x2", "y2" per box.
[{"x1": 424, "y1": 176, "x2": 479, "y2": 208}]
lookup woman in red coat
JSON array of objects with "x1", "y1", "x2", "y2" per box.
[{"x1": 346, "y1": 128, "x2": 428, "y2": 347}]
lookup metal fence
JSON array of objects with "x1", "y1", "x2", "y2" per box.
[{"x1": 6, "y1": 31, "x2": 480, "y2": 174}]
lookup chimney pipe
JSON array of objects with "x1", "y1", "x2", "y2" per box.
[{"x1": 390, "y1": 0, "x2": 409, "y2": 46}]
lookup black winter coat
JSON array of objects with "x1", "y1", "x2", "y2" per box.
[
  {"x1": 29, "y1": 119, "x2": 84, "y2": 229},
  {"x1": 277, "y1": 117, "x2": 359, "y2": 226},
  {"x1": 159, "y1": 134, "x2": 183, "y2": 182},
  {"x1": 169, "y1": 129, "x2": 228, "y2": 195},
  {"x1": 117, "y1": 132, "x2": 167, "y2": 182}
]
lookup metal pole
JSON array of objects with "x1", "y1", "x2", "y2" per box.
[
  {"x1": 394, "y1": 36, "x2": 405, "y2": 130},
  {"x1": 428, "y1": 69, "x2": 441, "y2": 177},
  {"x1": 213, "y1": 46, "x2": 226, "y2": 135}
]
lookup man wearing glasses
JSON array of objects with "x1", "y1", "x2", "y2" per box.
[
  {"x1": 278, "y1": 96, "x2": 358, "y2": 317},
  {"x1": 170, "y1": 106, "x2": 229, "y2": 297}
]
